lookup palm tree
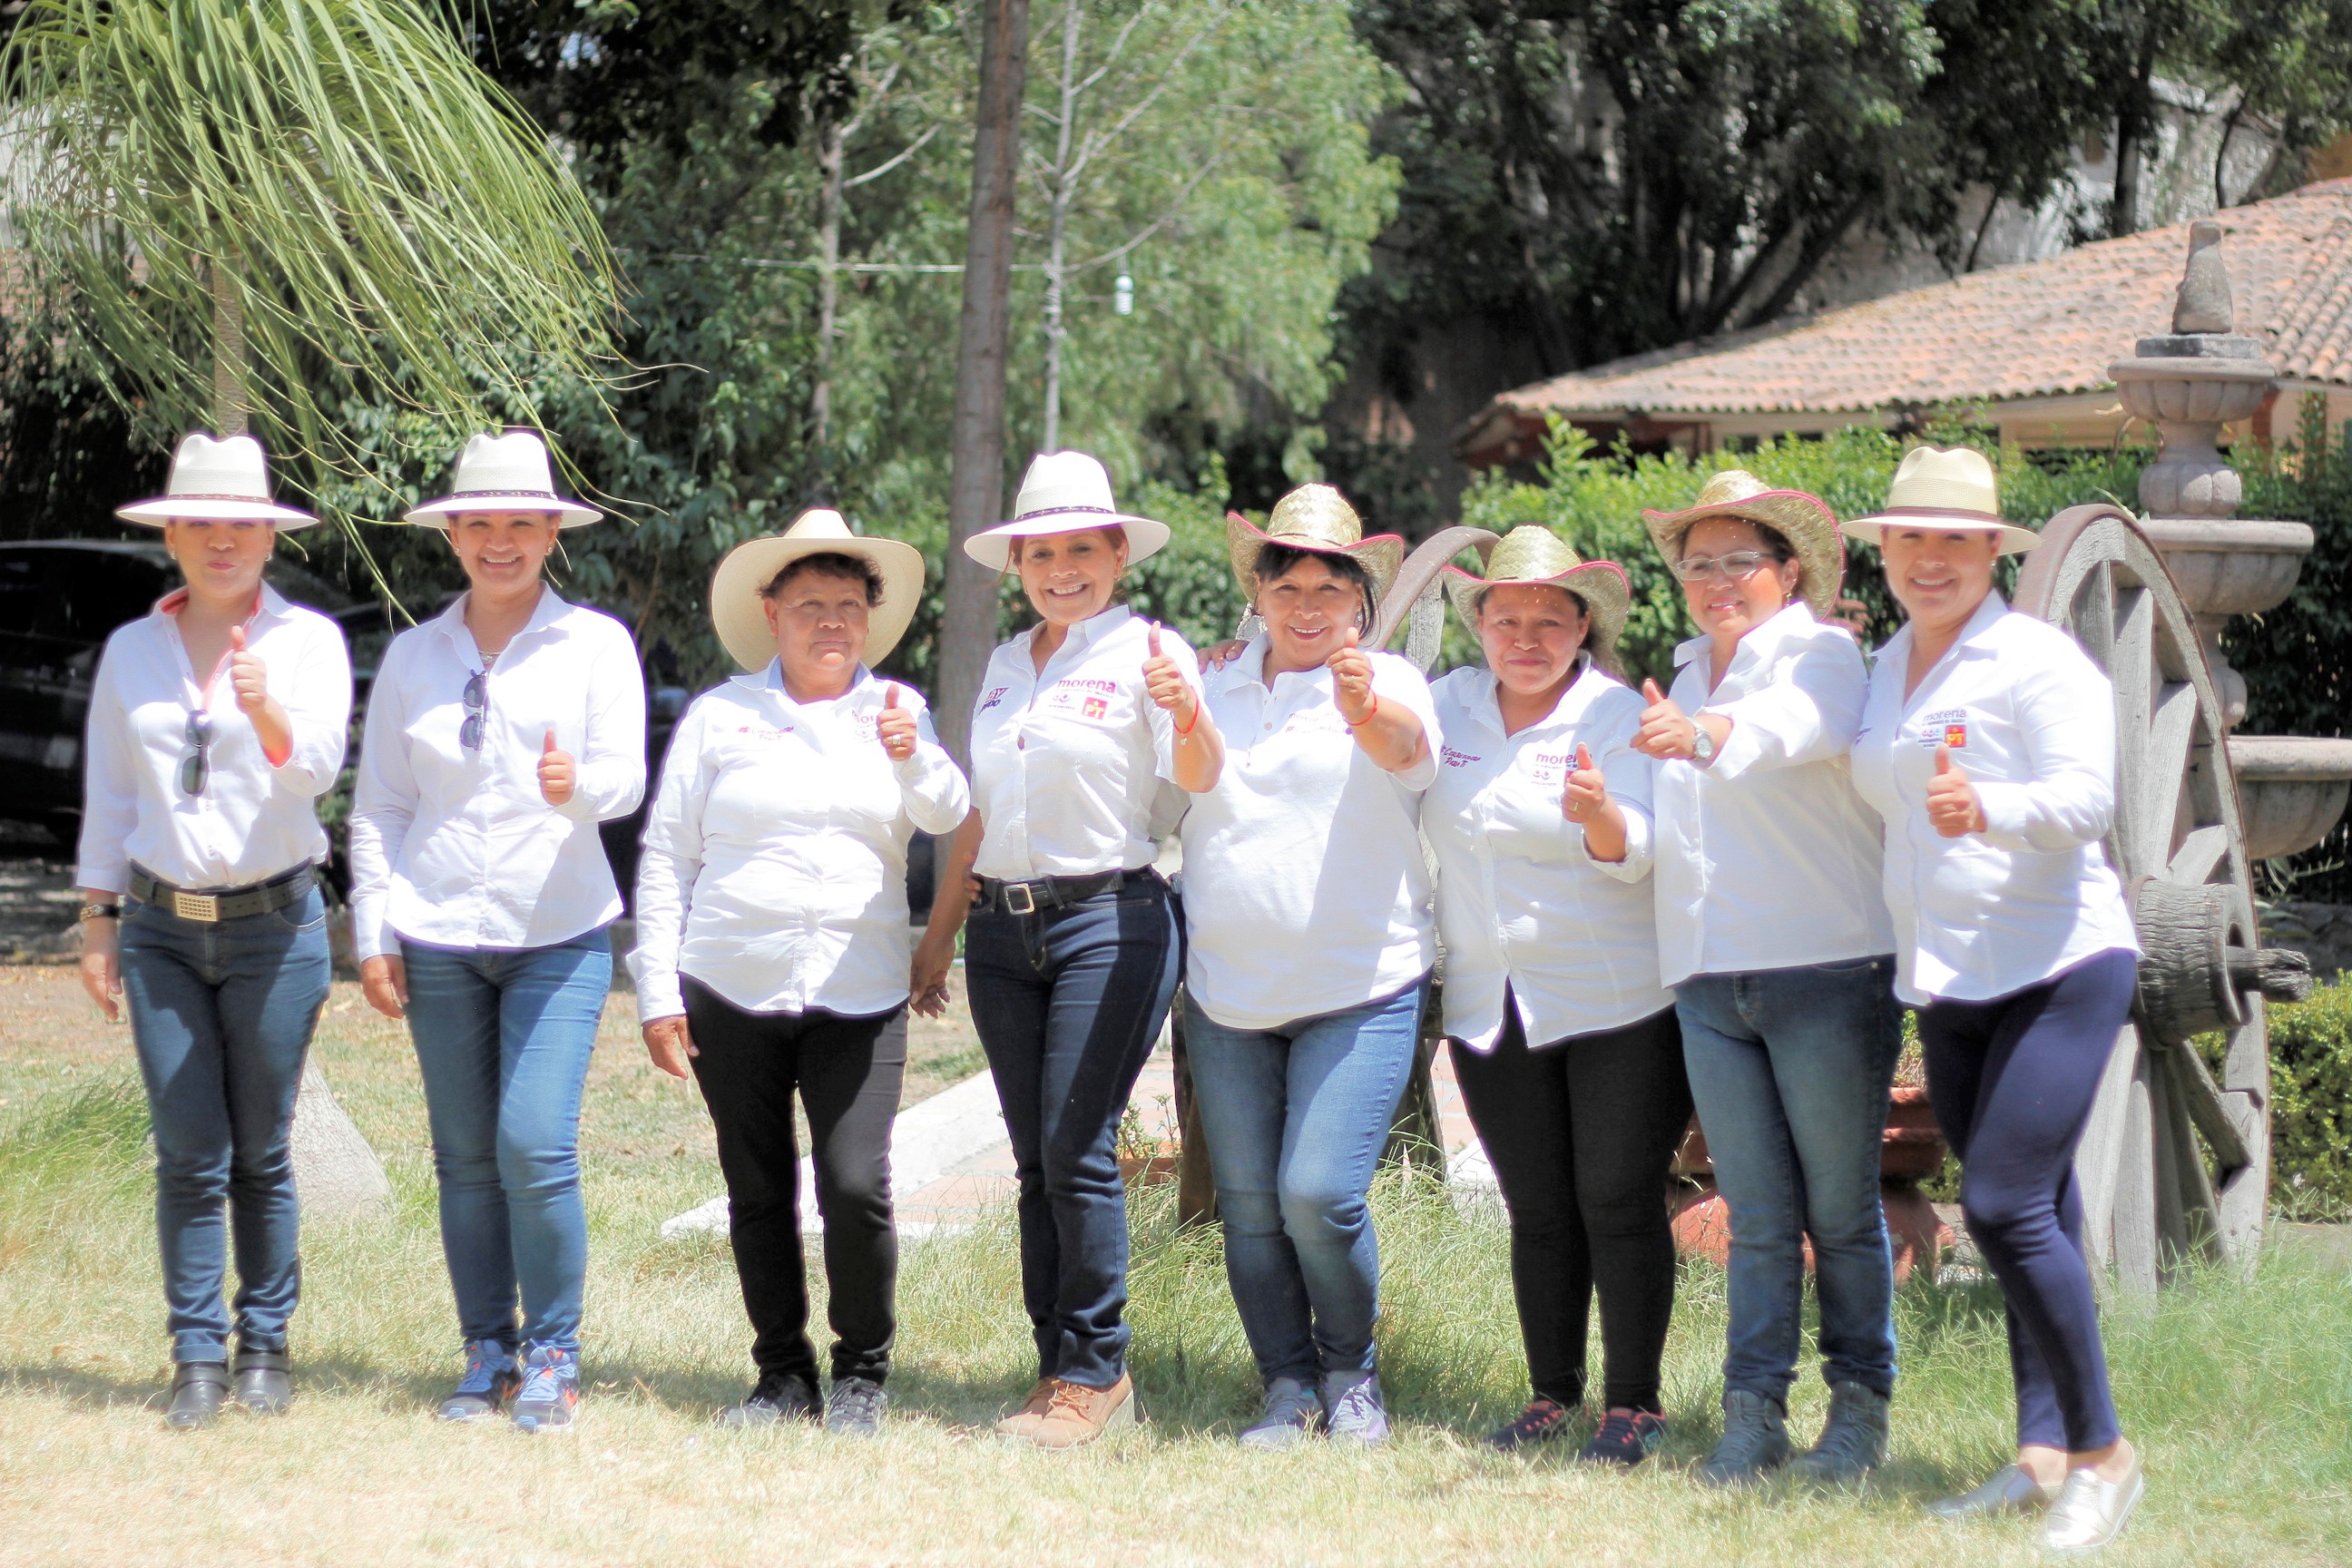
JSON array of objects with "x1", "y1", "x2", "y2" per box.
[
  {"x1": 2, "y1": 0, "x2": 619, "y2": 482},
  {"x1": 2, "y1": 0, "x2": 626, "y2": 1211}
]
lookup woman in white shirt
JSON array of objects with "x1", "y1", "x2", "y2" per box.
[
  {"x1": 910, "y1": 451, "x2": 1222, "y2": 1449},
  {"x1": 1178, "y1": 485, "x2": 1436, "y2": 1450},
  {"x1": 350, "y1": 430, "x2": 645, "y2": 1435},
  {"x1": 1627, "y1": 469, "x2": 1900, "y2": 1486},
  {"x1": 1846, "y1": 446, "x2": 2143, "y2": 1551},
  {"x1": 630, "y1": 509, "x2": 968, "y2": 1438},
  {"x1": 74, "y1": 434, "x2": 350, "y2": 1429},
  {"x1": 1423, "y1": 526, "x2": 1690, "y2": 1466}
]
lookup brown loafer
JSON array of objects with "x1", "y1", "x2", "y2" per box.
[
  {"x1": 1024, "y1": 1374, "x2": 1137, "y2": 1450},
  {"x1": 995, "y1": 1377, "x2": 1059, "y2": 1440}
]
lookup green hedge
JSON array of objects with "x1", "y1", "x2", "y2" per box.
[{"x1": 2239, "y1": 976, "x2": 2352, "y2": 1219}]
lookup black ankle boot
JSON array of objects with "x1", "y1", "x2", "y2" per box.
[
  {"x1": 231, "y1": 1347, "x2": 291, "y2": 1416},
  {"x1": 166, "y1": 1362, "x2": 230, "y2": 1430}
]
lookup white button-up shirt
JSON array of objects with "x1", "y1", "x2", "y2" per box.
[
  {"x1": 1426, "y1": 662, "x2": 1673, "y2": 1051},
  {"x1": 969, "y1": 604, "x2": 1199, "y2": 881},
  {"x1": 628, "y1": 664, "x2": 971, "y2": 1022},
  {"x1": 1651, "y1": 602, "x2": 1894, "y2": 986},
  {"x1": 1178, "y1": 638, "x2": 1440, "y2": 1031},
  {"x1": 349, "y1": 588, "x2": 645, "y2": 959},
  {"x1": 1851, "y1": 592, "x2": 2140, "y2": 1005},
  {"x1": 75, "y1": 584, "x2": 351, "y2": 894}
]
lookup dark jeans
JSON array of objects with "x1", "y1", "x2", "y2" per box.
[
  {"x1": 683, "y1": 981, "x2": 905, "y2": 1387},
  {"x1": 1183, "y1": 978, "x2": 1427, "y2": 1386},
  {"x1": 1451, "y1": 1002, "x2": 1691, "y2": 1412},
  {"x1": 965, "y1": 875, "x2": 1180, "y2": 1389},
  {"x1": 401, "y1": 926, "x2": 610, "y2": 1355},
  {"x1": 1678, "y1": 956, "x2": 1904, "y2": 1405},
  {"x1": 1919, "y1": 948, "x2": 2137, "y2": 1453},
  {"x1": 119, "y1": 878, "x2": 331, "y2": 1363}
]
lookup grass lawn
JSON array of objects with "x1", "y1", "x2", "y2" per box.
[{"x1": 1, "y1": 966, "x2": 2348, "y2": 1566}]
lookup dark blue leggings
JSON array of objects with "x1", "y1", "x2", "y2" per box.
[{"x1": 1917, "y1": 947, "x2": 2137, "y2": 1453}]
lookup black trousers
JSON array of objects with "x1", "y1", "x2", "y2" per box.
[
  {"x1": 1450, "y1": 1000, "x2": 1692, "y2": 1411},
  {"x1": 682, "y1": 980, "x2": 906, "y2": 1386}
]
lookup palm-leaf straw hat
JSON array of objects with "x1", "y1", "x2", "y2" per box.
[
  {"x1": 1226, "y1": 484, "x2": 1405, "y2": 611},
  {"x1": 708, "y1": 507, "x2": 926, "y2": 671},
  {"x1": 116, "y1": 433, "x2": 318, "y2": 527},
  {"x1": 1842, "y1": 445, "x2": 2041, "y2": 554},
  {"x1": 1444, "y1": 524, "x2": 1631, "y2": 673},
  {"x1": 400, "y1": 429, "x2": 602, "y2": 528},
  {"x1": 1640, "y1": 468, "x2": 1844, "y2": 618}
]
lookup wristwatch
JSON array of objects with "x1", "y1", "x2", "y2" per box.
[{"x1": 1690, "y1": 722, "x2": 1717, "y2": 764}]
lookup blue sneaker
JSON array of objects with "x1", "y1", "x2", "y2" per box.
[
  {"x1": 1321, "y1": 1368, "x2": 1390, "y2": 1446},
  {"x1": 512, "y1": 1345, "x2": 580, "y2": 1435},
  {"x1": 438, "y1": 1340, "x2": 520, "y2": 1422}
]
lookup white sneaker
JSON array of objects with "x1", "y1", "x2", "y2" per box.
[{"x1": 2035, "y1": 1454, "x2": 2144, "y2": 1553}]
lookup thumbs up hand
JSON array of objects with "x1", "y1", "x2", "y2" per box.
[
  {"x1": 1327, "y1": 624, "x2": 1377, "y2": 725},
  {"x1": 1633, "y1": 677, "x2": 1700, "y2": 760},
  {"x1": 1925, "y1": 742, "x2": 1984, "y2": 838},
  {"x1": 1562, "y1": 742, "x2": 1609, "y2": 823},
  {"x1": 1140, "y1": 621, "x2": 1198, "y2": 729},
  {"x1": 538, "y1": 726, "x2": 576, "y2": 806},
  {"x1": 227, "y1": 624, "x2": 270, "y2": 715},
  {"x1": 877, "y1": 681, "x2": 918, "y2": 761}
]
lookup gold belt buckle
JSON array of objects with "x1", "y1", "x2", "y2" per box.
[
  {"x1": 171, "y1": 889, "x2": 221, "y2": 923},
  {"x1": 1003, "y1": 881, "x2": 1037, "y2": 915}
]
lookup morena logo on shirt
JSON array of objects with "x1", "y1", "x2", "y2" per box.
[{"x1": 1920, "y1": 709, "x2": 1968, "y2": 749}]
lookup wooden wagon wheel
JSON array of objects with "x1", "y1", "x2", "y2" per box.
[{"x1": 2014, "y1": 504, "x2": 2309, "y2": 1289}]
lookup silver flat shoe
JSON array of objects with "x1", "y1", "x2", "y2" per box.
[
  {"x1": 2035, "y1": 1455, "x2": 2144, "y2": 1553},
  {"x1": 1926, "y1": 1463, "x2": 2059, "y2": 1520}
]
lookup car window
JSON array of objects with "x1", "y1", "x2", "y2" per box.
[
  {"x1": 0, "y1": 552, "x2": 50, "y2": 636},
  {"x1": 50, "y1": 554, "x2": 173, "y2": 642}
]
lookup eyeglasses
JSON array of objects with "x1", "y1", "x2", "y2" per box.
[
  {"x1": 1671, "y1": 550, "x2": 1776, "y2": 584},
  {"x1": 460, "y1": 670, "x2": 487, "y2": 751},
  {"x1": 179, "y1": 710, "x2": 214, "y2": 797}
]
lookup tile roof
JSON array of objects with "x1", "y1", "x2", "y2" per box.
[{"x1": 1476, "y1": 181, "x2": 2352, "y2": 431}]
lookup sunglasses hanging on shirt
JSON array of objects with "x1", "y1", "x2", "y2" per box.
[
  {"x1": 460, "y1": 669, "x2": 488, "y2": 751},
  {"x1": 178, "y1": 710, "x2": 214, "y2": 797}
]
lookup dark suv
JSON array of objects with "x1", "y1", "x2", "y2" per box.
[{"x1": 0, "y1": 540, "x2": 683, "y2": 904}]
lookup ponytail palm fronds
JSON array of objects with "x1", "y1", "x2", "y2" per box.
[{"x1": 0, "y1": 0, "x2": 621, "y2": 498}]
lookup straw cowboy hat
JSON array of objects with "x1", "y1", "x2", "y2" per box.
[
  {"x1": 1443, "y1": 525, "x2": 1630, "y2": 667},
  {"x1": 1843, "y1": 445, "x2": 2041, "y2": 554},
  {"x1": 401, "y1": 429, "x2": 602, "y2": 528},
  {"x1": 1641, "y1": 468, "x2": 1844, "y2": 618},
  {"x1": 963, "y1": 451, "x2": 1171, "y2": 572},
  {"x1": 1226, "y1": 484, "x2": 1404, "y2": 608},
  {"x1": 116, "y1": 433, "x2": 318, "y2": 527},
  {"x1": 709, "y1": 508, "x2": 926, "y2": 671}
]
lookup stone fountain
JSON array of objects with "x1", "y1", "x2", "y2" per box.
[{"x1": 2108, "y1": 220, "x2": 2352, "y2": 862}]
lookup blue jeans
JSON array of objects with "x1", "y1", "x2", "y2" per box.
[
  {"x1": 1182, "y1": 978, "x2": 1427, "y2": 1387},
  {"x1": 964, "y1": 876, "x2": 1180, "y2": 1389},
  {"x1": 120, "y1": 878, "x2": 332, "y2": 1363},
  {"x1": 401, "y1": 926, "x2": 611, "y2": 1355},
  {"x1": 1677, "y1": 956, "x2": 1903, "y2": 1406},
  {"x1": 1920, "y1": 949, "x2": 2137, "y2": 1452}
]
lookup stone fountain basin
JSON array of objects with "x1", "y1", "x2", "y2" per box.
[
  {"x1": 2229, "y1": 735, "x2": 2352, "y2": 861},
  {"x1": 2141, "y1": 518, "x2": 2314, "y2": 618},
  {"x1": 2111, "y1": 358, "x2": 2276, "y2": 425}
]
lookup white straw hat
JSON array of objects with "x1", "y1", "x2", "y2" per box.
[
  {"x1": 1844, "y1": 446, "x2": 2041, "y2": 554},
  {"x1": 962, "y1": 451, "x2": 1170, "y2": 571},
  {"x1": 115, "y1": 433, "x2": 318, "y2": 527},
  {"x1": 709, "y1": 508, "x2": 926, "y2": 671},
  {"x1": 401, "y1": 429, "x2": 602, "y2": 528}
]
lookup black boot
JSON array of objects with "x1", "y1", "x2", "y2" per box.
[
  {"x1": 166, "y1": 1362, "x2": 230, "y2": 1430},
  {"x1": 231, "y1": 1346, "x2": 291, "y2": 1416}
]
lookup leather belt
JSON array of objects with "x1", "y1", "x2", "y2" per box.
[
  {"x1": 129, "y1": 862, "x2": 316, "y2": 925},
  {"x1": 978, "y1": 868, "x2": 1154, "y2": 916}
]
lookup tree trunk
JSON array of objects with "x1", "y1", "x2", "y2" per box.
[
  {"x1": 2110, "y1": 54, "x2": 2156, "y2": 240},
  {"x1": 1039, "y1": 0, "x2": 1082, "y2": 455},
  {"x1": 812, "y1": 117, "x2": 847, "y2": 451},
  {"x1": 211, "y1": 259, "x2": 392, "y2": 1220},
  {"x1": 935, "y1": 0, "x2": 1032, "y2": 766}
]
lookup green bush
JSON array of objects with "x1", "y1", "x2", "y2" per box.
[{"x1": 2248, "y1": 975, "x2": 2352, "y2": 1218}]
